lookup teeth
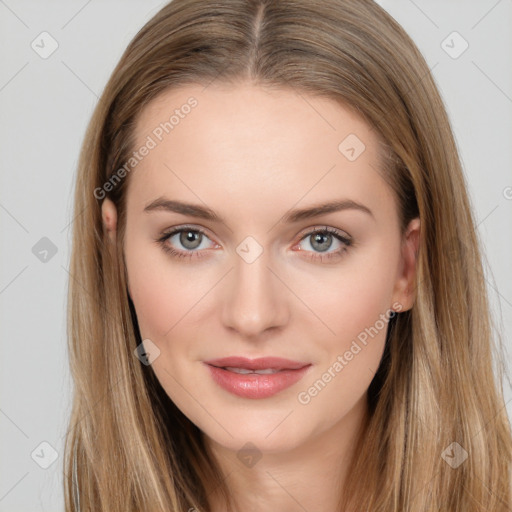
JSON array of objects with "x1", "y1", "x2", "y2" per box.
[
  {"x1": 224, "y1": 367, "x2": 253, "y2": 374},
  {"x1": 224, "y1": 367, "x2": 281, "y2": 375},
  {"x1": 253, "y1": 368, "x2": 280, "y2": 374}
]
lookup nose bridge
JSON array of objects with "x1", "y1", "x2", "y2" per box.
[{"x1": 221, "y1": 238, "x2": 288, "y2": 337}]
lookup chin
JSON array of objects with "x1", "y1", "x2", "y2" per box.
[
  {"x1": 197, "y1": 405, "x2": 315, "y2": 455},
  {"x1": 206, "y1": 427, "x2": 307, "y2": 456}
]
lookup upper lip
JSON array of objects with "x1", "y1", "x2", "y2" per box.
[{"x1": 204, "y1": 356, "x2": 309, "y2": 371}]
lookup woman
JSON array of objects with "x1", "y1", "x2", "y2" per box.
[{"x1": 64, "y1": 0, "x2": 512, "y2": 510}]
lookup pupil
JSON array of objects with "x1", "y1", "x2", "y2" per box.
[
  {"x1": 181, "y1": 230, "x2": 201, "y2": 249},
  {"x1": 312, "y1": 233, "x2": 331, "y2": 252}
]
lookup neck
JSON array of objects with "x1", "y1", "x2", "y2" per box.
[{"x1": 203, "y1": 393, "x2": 369, "y2": 512}]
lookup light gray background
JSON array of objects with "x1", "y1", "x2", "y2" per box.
[{"x1": 0, "y1": 1, "x2": 511, "y2": 510}]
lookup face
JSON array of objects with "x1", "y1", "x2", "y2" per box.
[{"x1": 102, "y1": 82, "x2": 419, "y2": 456}]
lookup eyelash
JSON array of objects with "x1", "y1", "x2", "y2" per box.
[{"x1": 155, "y1": 225, "x2": 352, "y2": 263}]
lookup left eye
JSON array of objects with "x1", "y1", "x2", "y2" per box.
[{"x1": 292, "y1": 227, "x2": 352, "y2": 262}]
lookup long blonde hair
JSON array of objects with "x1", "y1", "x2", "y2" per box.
[{"x1": 64, "y1": 0, "x2": 512, "y2": 510}]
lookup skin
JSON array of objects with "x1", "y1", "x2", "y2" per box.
[{"x1": 101, "y1": 82, "x2": 420, "y2": 512}]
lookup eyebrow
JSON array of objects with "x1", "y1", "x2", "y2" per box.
[{"x1": 143, "y1": 197, "x2": 374, "y2": 223}]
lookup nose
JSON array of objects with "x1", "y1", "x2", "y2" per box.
[{"x1": 220, "y1": 246, "x2": 289, "y2": 339}]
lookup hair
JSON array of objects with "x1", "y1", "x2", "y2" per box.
[{"x1": 63, "y1": 0, "x2": 512, "y2": 510}]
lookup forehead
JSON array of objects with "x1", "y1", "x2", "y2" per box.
[{"x1": 126, "y1": 82, "x2": 393, "y2": 224}]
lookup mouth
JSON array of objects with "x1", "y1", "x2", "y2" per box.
[{"x1": 203, "y1": 356, "x2": 312, "y2": 399}]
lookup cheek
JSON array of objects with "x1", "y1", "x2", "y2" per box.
[
  {"x1": 125, "y1": 240, "x2": 224, "y2": 364},
  {"x1": 126, "y1": 264, "x2": 167, "y2": 339},
  {"x1": 291, "y1": 242, "x2": 398, "y2": 403},
  {"x1": 294, "y1": 286, "x2": 392, "y2": 423},
  {"x1": 124, "y1": 236, "x2": 195, "y2": 341},
  {"x1": 296, "y1": 241, "x2": 399, "y2": 350}
]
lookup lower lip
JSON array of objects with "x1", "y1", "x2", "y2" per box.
[{"x1": 205, "y1": 364, "x2": 311, "y2": 399}]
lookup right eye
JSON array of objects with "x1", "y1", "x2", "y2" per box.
[{"x1": 156, "y1": 225, "x2": 218, "y2": 261}]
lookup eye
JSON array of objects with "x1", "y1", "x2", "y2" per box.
[
  {"x1": 156, "y1": 225, "x2": 352, "y2": 263},
  {"x1": 292, "y1": 226, "x2": 352, "y2": 263},
  {"x1": 156, "y1": 225, "x2": 218, "y2": 261}
]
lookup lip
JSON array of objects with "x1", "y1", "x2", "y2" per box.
[
  {"x1": 204, "y1": 357, "x2": 311, "y2": 399},
  {"x1": 204, "y1": 356, "x2": 308, "y2": 371}
]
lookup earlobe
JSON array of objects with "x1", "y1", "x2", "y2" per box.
[
  {"x1": 392, "y1": 217, "x2": 421, "y2": 312},
  {"x1": 101, "y1": 198, "x2": 118, "y2": 242}
]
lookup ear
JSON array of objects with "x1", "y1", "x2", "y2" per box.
[
  {"x1": 101, "y1": 198, "x2": 118, "y2": 243},
  {"x1": 391, "y1": 217, "x2": 420, "y2": 312},
  {"x1": 101, "y1": 198, "x2": 132, "y2": 299}
]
